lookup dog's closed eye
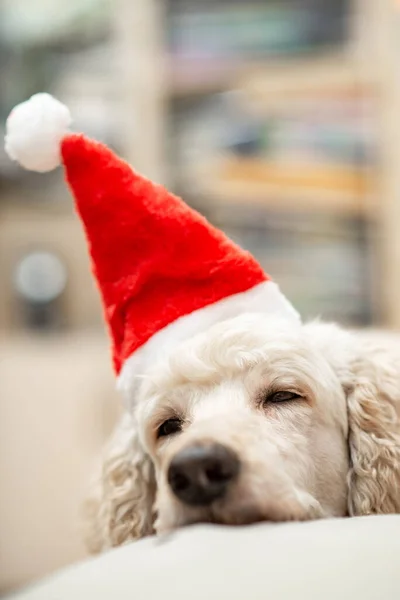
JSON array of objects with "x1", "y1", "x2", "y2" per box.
[
  {"x1": 260, "y1": 391, "x2": 304, "y2": 409},
  {"x1": 266, "y1": 391, "x2": 302, "y2": 403},
  {"x1": 157, "y1": 418, "x2": 183, "y2": 439}
]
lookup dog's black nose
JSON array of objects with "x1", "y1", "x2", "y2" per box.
[{"x1": 167, "y1": 443, "x2": 240, "y2": 506}]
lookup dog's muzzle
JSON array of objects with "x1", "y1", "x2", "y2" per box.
[{"x1": 167, "y1": 443, "x2": 240, "y2": 506}]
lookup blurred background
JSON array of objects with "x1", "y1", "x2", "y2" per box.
[{"x1": 1, "y1": 0, "x2": 400, "y2": 593}]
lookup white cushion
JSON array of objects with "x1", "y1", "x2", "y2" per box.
[{"x1": 8, "y1": 516, "x2": 400, "y2": 600}]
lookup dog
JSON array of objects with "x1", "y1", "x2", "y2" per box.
[
  {"x1": 85, "y1": 314, "x2": 400, "y2": 552},
  {"x1": 8, "y1": 94, "x2": 399, "y2": 553}
]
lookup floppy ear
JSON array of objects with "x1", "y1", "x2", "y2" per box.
[
  {"x1": 346, "y1": 347, "x2": 400, "y2": 516},
  {"x1": 84, "y1": 411, "x2": 156, "y2": 553}
]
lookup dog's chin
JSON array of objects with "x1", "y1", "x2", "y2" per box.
[
  {"x1": 209, "y1": 495, "x2": 323, "y2": 527},
  {"x1": 155, "y1": 508, "x2": 263, "y2": 535},
  {"x1": 155, "y1": 492, "x2": 324, "y2": 534},
  {"x1": 208, "y1": 505, "x2": 273, "y2": 527}
]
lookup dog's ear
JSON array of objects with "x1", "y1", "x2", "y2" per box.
[
  {"x1": 305, "y1": 322, "x2": 400, "y2": 517},
  {"x1": 84, "y1": 412, "x2": 155, "y2": 553},
  {"x1": 345, "y1": 345, "x2": 400, "y2": 516}
]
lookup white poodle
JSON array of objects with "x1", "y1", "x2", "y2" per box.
[
  {"x1": 6, "y1": 94, "x2": 399, "y2": 553},
  {"x1": 85, "y1": 314, "x2": 400, "y2": 552}
]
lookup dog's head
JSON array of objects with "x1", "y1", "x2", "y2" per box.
[{"x1": 86, "y1": 315, "x2": 400, "y2": 550}]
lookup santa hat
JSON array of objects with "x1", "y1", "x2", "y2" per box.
[{"x1": 4, "y1": 93, "x2": 299, "y2": 397}]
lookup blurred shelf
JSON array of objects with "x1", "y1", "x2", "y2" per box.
[
  {"x1": 198, "y1": 188, "x2": 370, "y2": 217},
  {"x1": 168, "y1": 51, "x2": 363, "y2": 99},
  {"x1": 168, "y1": 57, "x2": 238, "y2": 98},
  {"x1": 190, "y1": 156, "x2": 375, "y2": 216},
  {"x1": 238, "y1": 54, "x2": 375, "y2": 108}
]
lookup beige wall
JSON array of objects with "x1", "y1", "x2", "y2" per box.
[{"x1": 0, "y1": 333, "x2": 119, "y2": 593}]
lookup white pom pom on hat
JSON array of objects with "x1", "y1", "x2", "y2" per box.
[{"x1": 5, "y1": 93, "x2": 72, "y2": 173}]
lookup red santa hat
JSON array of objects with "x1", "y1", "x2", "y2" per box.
[{"x1": 5, "y1": 93, "x2": 299, "y2": 396}]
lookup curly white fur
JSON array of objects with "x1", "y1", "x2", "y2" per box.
[
  {"x1": 84, "y1": 412, "x2": 155, "y2": 552},
  {"x1": 84, "y1": 315, "x2": 400, "y2": 552}
]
